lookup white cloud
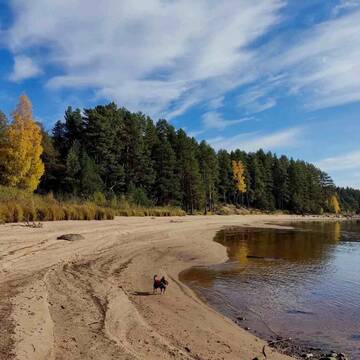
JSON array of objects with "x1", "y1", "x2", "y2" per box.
[
  {"x1": 332, "y1": 0, "x2": 360, "y2": 15},
  {"x1": 207, "y1": 96, "x2": 225, "y2": 110},
  {"x1": 202, "y1": 111, "x2": 251, "y2": 130},
  {"x1": 208, "y1": 127, "x2": 302, "y2": 152},
  {"x1": 317, "y1": 151, "x2": 360, "y2": 171},
  {"x1": 267, "y1": 9, "x2": 360, "y2": 110},
  {"x1": 238, "y1": 91, "x2": 277, "y2": 114},
  {"x1": 231, "y1": 8, "x2": 360, "y2": 114},
  {"x1": 6, "y1": 0, "x2": 284, "y2": 117},
  {"x1": 7, "y1": 1, "x2": 360, "y2": 120},
  {"x1": 9, "y1": 55, "x2": 41, "y2": 81}
]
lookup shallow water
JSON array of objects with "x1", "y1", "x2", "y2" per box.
[{"x1": 181, "y1": 221, "x2": 360, "y2": 358}]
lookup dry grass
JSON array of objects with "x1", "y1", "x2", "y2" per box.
[
  {"x1": 0, "y1": 186, "x2": 115, "y2": 223},
  {"x1": 0, "y1": 186, "x2": 185, "y2": 223},
  {"x1": 115, "y1": 206, "x2": 185, "y2": 217}
]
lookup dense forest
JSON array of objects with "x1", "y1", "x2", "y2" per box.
[{"x1": 1, "y1": 95, "x2": 360, "y2": 215}]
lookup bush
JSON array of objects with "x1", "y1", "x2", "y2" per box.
[{"x1": 91, "y1": 191, "x2": 107, "y2": 206}]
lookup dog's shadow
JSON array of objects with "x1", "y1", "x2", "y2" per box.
[{"x1": 132, "y1": 291, "x2": 154, "y2": 296}]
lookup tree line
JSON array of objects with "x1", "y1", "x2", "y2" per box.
[{"x1": 1, "y1": 95, "x2": 360, "y2": 214}]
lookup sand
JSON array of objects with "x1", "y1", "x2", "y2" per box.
[{"x1": 0, "y1": 214, "x2": 326, "y2": 360}]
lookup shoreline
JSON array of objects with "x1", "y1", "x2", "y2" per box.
[
  {"x1": 0, "y1": 215, "x2": 350, "y2": 359},
  {"x1": 180, "y1": 222, "x2": 353, "y2": 360}
]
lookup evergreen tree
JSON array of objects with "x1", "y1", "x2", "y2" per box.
[
  {"x1": 249, "y1": 154, "x2": 267, "y2": 209},
  {"x1": 273, "y1": 155, "x2": 290, "y2": 210},
  {"x1": 80, "y1": 151, "x2": 103, "y2": 197},
  {"x1": 65, "y1": 141, "x2": 81, "y2": 194},
  {"x1": 37, "y1": 100, "x2": 359, "y2": 214},
  {"x1": 198, "y1": 141, "x2": 218, "y2": 213},
  {"x1": 153, "y1": 120, "x2": 180, "y2": 205},
  {"x1": 64, "y1": 106, "x2": 83, "y2": 146},
  {"x1": 83, "y1": 103, "x2": 124, "y2": 193},
  {"x1": 38, "y1": 127, "x2": 66, "y2": 194},
  {"x1": 176, "y1": 130, "x2": 203, "y2": 213},
  {"x1": 217, "y1": 149, "x2": 233, "y2": 203},
  {"x1": 52, "y1": 120, "x2": 68, "y2": 160}
]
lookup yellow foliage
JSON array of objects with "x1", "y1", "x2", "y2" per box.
[
  {"x1": 329, "y1": 195, "x2": 341, "y2": 214},
  {"x1": 232, "y1": 160, "x2": 247, "y2": 193},
  {"x1": 1, "y1": 95, "x2": 44, "y2": 192}
]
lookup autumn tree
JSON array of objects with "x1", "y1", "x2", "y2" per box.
[
  {"x1": 329, "y1": 195, "x2": 341, "y2": 214},
  {"x1": 232, "y1": 160, "x2": 247, "y2": 205},
  {"x1": 0, "y1": 95, "x2": 44, "y2": 192}
]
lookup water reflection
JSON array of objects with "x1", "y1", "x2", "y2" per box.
[{"x1": 181, "y1": 221, "x2": 360, "y2": 358}]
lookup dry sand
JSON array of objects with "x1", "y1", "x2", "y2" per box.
[{"x1": 0, "y1": 215, "x2": 326, "y2": 360}]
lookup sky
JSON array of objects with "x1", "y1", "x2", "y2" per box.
[{"x1": 0, "y1": 0, "x2": 360, "y2": 188}]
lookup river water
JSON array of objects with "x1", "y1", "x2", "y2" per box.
[{"x1": 181, "y1": 221, "x2": 360, "y2": 358}]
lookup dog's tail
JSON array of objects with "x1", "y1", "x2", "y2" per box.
[{"x1": 153, "y1": 274, "x2": 158, "y2": 281}]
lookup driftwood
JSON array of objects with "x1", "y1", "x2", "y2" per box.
[{"x1": 57, "y1": 233, "x2": 84, "y2": 241}]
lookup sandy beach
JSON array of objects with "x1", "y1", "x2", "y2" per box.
[{"x1": 0, "y1": 215, "x2": 331, "y2": 360}]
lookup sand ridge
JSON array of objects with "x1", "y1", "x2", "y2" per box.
[{"x1": 0, "y1": 215, "x2": 315, "y2": 360}]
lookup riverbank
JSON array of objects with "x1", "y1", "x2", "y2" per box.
[{"x1": 0, "y1": 215, "x2": 346, "y2": 359}]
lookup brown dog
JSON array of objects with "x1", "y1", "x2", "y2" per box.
[{"x1": 153, "y1": 275, "x2": 169, "y2": 294}]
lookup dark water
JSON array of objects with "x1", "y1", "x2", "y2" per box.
[{"x1": 181, "y1": 221, "x2": 360, "y2": 358}]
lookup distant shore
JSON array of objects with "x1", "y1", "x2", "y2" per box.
[{"x1": 0, "y1": 215, "x2": 352, "y2": 359}]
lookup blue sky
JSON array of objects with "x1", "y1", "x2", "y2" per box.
[{"x1": 1, "y1": 0, "x2": 360, "y2": 188}]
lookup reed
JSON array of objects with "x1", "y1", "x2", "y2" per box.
[
  {"x1": 0, "y1": 186, "x2": 185, "y2": 223},
  {"x1": 0, "y1": 186, "x2": 115, "y2": 223}
]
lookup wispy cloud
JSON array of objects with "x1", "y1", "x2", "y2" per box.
[
  {"x1": 269, "y1": 9, "x2": 360, "y2": 111},
  {"x1": 232, "y1": 7, "x2": 360, "y2": 114},
  {"x1": 9, "y1": 55, "x2": 41, "y2": 81},
  {"x1": 208, "y1": 127, "x2": 303, "y2": 152},
  {"x1": 236, "y1": 75, "x2": 285, "y2": 114},
  {"x1": 317, "y1": 150, "x2": 360, "y2": 171},
  {"x1": 202, "y1": 111, "x2": 251, "y2": 130},
  {"x1": 6, "y1": 0, "x2": 284, "y2": 117},
  {"x1": 332, "y1": 0, "x2": 360, "y2": 15}
]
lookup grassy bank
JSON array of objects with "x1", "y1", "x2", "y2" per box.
[
  {"x1": 0, "y1": 187, "x2": 115, "y2": 223},
  {"x1": 116, "y1": 207, "x2": 185, "y2": 217},
  {"x1": 0, "y1": 186, "x2": 185, "y2": 223}
]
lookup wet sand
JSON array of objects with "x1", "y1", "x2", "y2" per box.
[{"x1": 0, "y1": 215, "x2": 326, "y2": 360}]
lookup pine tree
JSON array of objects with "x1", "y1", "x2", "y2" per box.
[
  {"x1": 176, "y1": 130, "x2": 204, "y2": 213},
  {"x1": 83, "y1": 103, "x2": 124, "y2": 193},
  {"x1": 64, "y1": 106, "x2": 83, "y2": 146},
  {"x1": 273, "y1": 155, "x2": 290, "y2": 210},
  {"x1": 80, "y1": 151, "x2": 103, "y2": 197},
  {"x1": 217, "y1": 150, "x2": 233, "y2": 203},
  {"x1": 52, "y1": 120, "x2": 68, "y2": 160},
  {"x1": 153, "y1": 120, "x2": 180, "y2": 205},
  {"x1": 65, "y1": 141, "x2": 81, "y2": 194},
  {"x1": 0, "y1": 95, "x2": 44, "y2": 192},
  {"x1": 38, "y1": 100, "x2": 359, "y2": 214},
  {"x1": 38, "y1": 126, "x2": 66, "y2": 194},
  {"x1": 198, "y1": 141, "x2": 218, "y2": 213},
  {"x1": 249, "y1": 153, "x2": 267, "y2": 209}
]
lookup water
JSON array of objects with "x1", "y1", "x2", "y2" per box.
[{"x1": 181, "y1": 221, "x2": 360, "y2": 358}]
